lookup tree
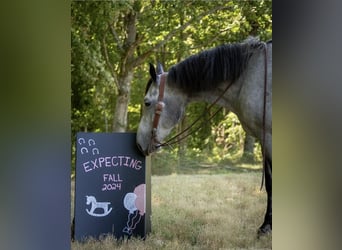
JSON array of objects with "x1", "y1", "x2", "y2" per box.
[
  {"x1": 72, "y1": 1, "x2": 237, "y2": 132},
  {"x1": 243, "y1": 134, "x2": 256, "y2": 161},
  {"x1": 71, "y1": 0, "x2": 272, "y2": 167},
  {"x1": 71, "y1": 2, "x2": 116, "y2": 134}
]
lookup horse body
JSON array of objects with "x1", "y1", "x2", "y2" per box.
[
  {"x1": 136, "y1": 38, "x2": 272, "y2": 235},
  {"x1": 190, "y1": 42, "x2": 272, "y2": 157}
]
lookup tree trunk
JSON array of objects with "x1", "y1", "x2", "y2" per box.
[
  {"x1": 243, "y1": 134, "x2": 255, "y2": 160},
  {"x1": 112, "y1": 72, "x2": 133, "y2": 132},
  {"x1": 112, "y1": 8, "x2": 137, "y2": 132}
]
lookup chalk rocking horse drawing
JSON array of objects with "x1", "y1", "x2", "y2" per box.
[
  {"x1": 136, "y1": 38, "x2": 272, "y2": 235},
  {"x1": 86, "y1": 195, "x2": 112, "y2": 217}
]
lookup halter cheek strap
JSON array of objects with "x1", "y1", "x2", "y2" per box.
[{"x1": 151, "y1": 73, "x2": 167, "y2": 142}]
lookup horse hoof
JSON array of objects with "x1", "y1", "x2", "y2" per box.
[{"x1": 257, "y1": 224, "x2": 272, "y2": 238}]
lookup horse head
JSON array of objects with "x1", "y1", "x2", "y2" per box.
[{"x1": 136, "y1": 63, "x2": 187, "y2": 156}]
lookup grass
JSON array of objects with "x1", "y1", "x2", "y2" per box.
[
  {"x1": 71, "y1": 170, "x2": 271, "y2": 249},
  {"x1": 150, "y1": 151, "x2": 263, "y2": 176}
]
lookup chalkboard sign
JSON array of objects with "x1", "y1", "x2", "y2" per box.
[{"x1": 74, "y1": 132, "x2": 151, "y2": 241}]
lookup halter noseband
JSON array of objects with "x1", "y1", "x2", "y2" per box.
[{"x1": 151, "y1": 73, "x2": 167, "y2": 144}]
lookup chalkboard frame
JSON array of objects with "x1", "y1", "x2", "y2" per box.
[{"x1": 73, "y1": 132, "x2": 151, "y2": 241}]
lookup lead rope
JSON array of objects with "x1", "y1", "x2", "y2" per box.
[
  {"x1": 161, "y1": 80, "x2": 234, "y2": 147},
  {"x1": 260, "y1": 42, "x2": 268, "y2": 191},
  {"x1": 162, "y1": 106, "x2": 223, "y2": 146}
]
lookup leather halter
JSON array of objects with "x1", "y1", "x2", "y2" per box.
[
  {"x1": 260, "y1": 42, "x2": 269, "y2": 190},
  {"x1": 151, "y1": 73, "x2": 167, "y2": 144}
]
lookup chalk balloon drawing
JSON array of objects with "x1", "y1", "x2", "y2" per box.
[
  {"x1": 123, "y1": 193, "x2": 138, "y2": 214},
  {"x1": 122, "y1": 184, "x2": 146, "y2": 235}
]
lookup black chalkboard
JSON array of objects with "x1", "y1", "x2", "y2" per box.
[{"x1": 74, "y1": 132, "x2": 151, "y2": 241}]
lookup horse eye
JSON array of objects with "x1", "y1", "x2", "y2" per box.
[{"x1": 144, "y1": 99, "x2": 151, "y2": 107}]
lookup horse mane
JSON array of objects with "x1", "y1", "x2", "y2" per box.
[{"x1": 167, "y1": 37, "x2": 264, "y2": 94}]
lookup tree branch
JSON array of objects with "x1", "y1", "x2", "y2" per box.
[
  {"x1": 133, "y1": 5, "x2": 231, "y2": 67},
  {"x1": 102, "y1": 36, "x2": 119, "y2": 89},
  {"x1": 108, "y1": 21, "x2": 124, "y2": 52}
]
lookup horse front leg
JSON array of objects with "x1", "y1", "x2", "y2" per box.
[{"x1": 258, "y1": 156, "x2": 272, "y2": 236}]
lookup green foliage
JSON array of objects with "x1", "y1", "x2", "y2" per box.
[
  {"x1": 211, "y1": 112, "x2": 246, "y2": 161},
  {"x1": 71, "y1": 1, "x2": 117, "y2": 135},
  {"x1": 71, "y1": 0, "x2": 272, "y2": 172}
]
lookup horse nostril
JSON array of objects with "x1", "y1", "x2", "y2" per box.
[
  {"x1": 137, "y1": 142, "x2": 149, "y2": 156},
  {"x1": 136, "y1": 143, "x2": 144, "y2": 153}
]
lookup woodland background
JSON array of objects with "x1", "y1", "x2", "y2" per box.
[{"x1": 71, "y1": 0, "x2": 272, "y2": 174}]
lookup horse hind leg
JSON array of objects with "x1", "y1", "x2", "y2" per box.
[{"x1": 258, "y1": 156, "x2": 272, "y2": 237}]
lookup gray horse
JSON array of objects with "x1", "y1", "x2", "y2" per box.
[{"x1": 136, "y1": 38, "x2": 272, "y2": 235}]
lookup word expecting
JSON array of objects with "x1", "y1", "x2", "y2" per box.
[{"x1": 83, "y1": 155, "x2": 142, "y2": 173}]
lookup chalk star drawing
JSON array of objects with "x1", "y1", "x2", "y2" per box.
[{"x1": 86, "y1": 195, "x2": 112, "y2": 217}]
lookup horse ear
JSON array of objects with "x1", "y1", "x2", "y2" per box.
[
  {"x1": 156, "y1": 62, "x2": 164, "y2": 74},
  {"x1": 149, "y1": 63, "x2": 156, "y2": 82}
]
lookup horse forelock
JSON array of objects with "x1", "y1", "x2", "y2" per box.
[{"x1": 167, "y1": 38, "x2": 264, "y2": 95}]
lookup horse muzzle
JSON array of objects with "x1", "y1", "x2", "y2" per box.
[{"x1": 136, "y1": 141, "x2": 161, "y2": 156}]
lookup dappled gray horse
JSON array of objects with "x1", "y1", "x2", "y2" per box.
[{"x1": 136, "y1": 38, "x2": 272, "y2": 235}]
